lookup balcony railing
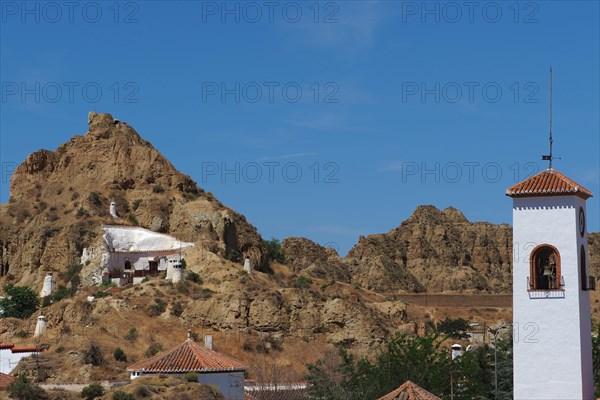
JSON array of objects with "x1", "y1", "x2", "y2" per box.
[{"x1": 528, "y1": 275, "x2": 565, "y2": 291}]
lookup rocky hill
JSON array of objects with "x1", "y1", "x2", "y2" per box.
[
  {"x1": 0, "y1": 112, "x2": 270, "y2": 289},
  {"x1": 345, "y1": 206, "x2": 513, "y2": 293},
  {"x1": 0, "y1": 112, "x2": 597, "y2": 384}
]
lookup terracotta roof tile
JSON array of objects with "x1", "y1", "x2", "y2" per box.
[
  {"x1": 506, "y1": 168, "x2": 593, "y2": 199},
  {"x1": 127, "y1": 338, "x2": 248, "y2": 374},
  {"x1": 0, "y1": 372, "x2": 15, "y2": 390},
  {"x1": 0, "y1": 343, "x2": 14, "y2": 350},
  {"x1": 11, "y1": 346, "x2": 42, "y2": 353},
  {"x1": 377, "y1": 380, "x2": 441, "y2": 400}
]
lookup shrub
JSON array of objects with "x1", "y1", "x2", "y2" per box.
[
  {"x1": 128, "y1": 214, "x2": 139, "y2": 225},
  {"x1": 83, "y1": 343, "x2": 104, "y2": 366},
  {"x1": 81, "y1": 383, "x2": 104, "y2": 399},
  {"x1": 132, "y1": 199, "x2": 142, "y2": 211},
  {"x1": 144, "y1": 343, "x2": 163, "y2": 358},
  {"x1": 225, "y1": 249, "x2": 241, "y2": 263},
  {"x1": 114, "y1": 347, "x2": 127, "y2": 362},
  {"x1": 20, "y1": 209, "x2": 31, "y2": 219},
  {"x1": 61, "y1": 264, "x2": 82, "y2": 295},
  {"x1": 88, "y1": 191, "x2": 101, "y2": 206},
  {"x1": 147, "y1": 298, "x2": 166, "y2": 317},
  {"x1": 76, "y1": 207, "x2": 89, "y2": 217},
  {"x1": 152, "y1": 184, "x2": 164, "y2": 193},
  {"x1": 0, "y1": 284, "x2": 39, "y2": 319},
  {"x1": 242, "y1": 338, "x2": 253, "y2": 351},
  {"x1": 170, "y1": 301, "x2": 184, "y2": 317},
  {"x1": 112, "y1": 391, "x2": 134, "y2": 400},
  {"x1": 186, "y1": 271, "x2": 202, "y2": 284},
  {"x1": 184, "y1": 372, "x2": 198, "y2": 382},
  {"x1": 124, "y1": 327, "x2": 138, "y2": 342},
  {"x1": 7, "y1": 374, "x2": 46, "y2": 400},
  {"x1": 134, "y1": 385, "x2": 151, "y2": 397},
  {"x1": 293, "y1": 275, "x2": 312, "y2": 289},
  {"x1": 42, "y1": 285, "x2": 71, "y2": 306},
  {"x1": 263, "y1": 238, "x2": 286, "y2": 263}
]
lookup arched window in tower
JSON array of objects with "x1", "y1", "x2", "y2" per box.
[
  {"x1": 124, "y1": 259, "x2": 132, "y2": 271},
  {"x1": 581, "y1": 245, "x2": 587, "y2": 290},
  {"x1": 529, "y1": 245, "x2": 561, "y2": 290}
]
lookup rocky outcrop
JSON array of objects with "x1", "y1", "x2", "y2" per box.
[
  {"x1": 0, "y1": 112, "x2": 270, "y2": 289},
  {"x1": 346, "y1": 205, "x2": 513, "y2": 293},
  {"x1": 281, "y1": 237, "x2": 352, "y2": 283},
  {"x1": 180, "y1": 287, "x2": 394, "y2": 349}
]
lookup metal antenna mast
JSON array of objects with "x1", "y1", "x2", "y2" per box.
[{"x1": 542, "y1": 66, "x2": 554, "y2": 169}]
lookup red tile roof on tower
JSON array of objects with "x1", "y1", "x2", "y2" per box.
[
  {"x1": 127, "y1": 335, "x2": 248, "y2": 374},
  {"x1": 506, "y1": 168, "x2": 593, "y2": 199},
  {"x1": 0, "y1": 372, "x2": 15, "y2": 390},
  {"x1": 376, "y1": 380, "x2": 441, "y2": 400}
]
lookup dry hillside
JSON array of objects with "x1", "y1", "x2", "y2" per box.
[{"x1": 0, "y1": 112, "x2": 597, "y2": 384}]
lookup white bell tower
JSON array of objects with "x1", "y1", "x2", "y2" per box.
[{"x1": 508, "y1": 168, "x2": 595, "y2": 399}]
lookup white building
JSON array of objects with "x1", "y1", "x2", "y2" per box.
[
  {"x1": 127, "y1": 331, "x2": 248, "y2": 400},
  {"x1": 97, "y1": 225, "x2": 193, "y2": 285},
  {"x1": 0, "y1": 344, "x2": 42, "y2": 374},
  {"x1": 507, "y1": 168, "x2": 594, "y2": 399}
]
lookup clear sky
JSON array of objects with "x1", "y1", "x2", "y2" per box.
[{"x1": 1, "y1": 1, "x2": 599, "y2": 255}]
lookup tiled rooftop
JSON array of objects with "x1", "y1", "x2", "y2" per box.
[
  {"x1": 10, "y1": 346, "x2": 43, "y2": 354},
  {"x1": 377, "y1": 380, "x2": 441, "y2": 400},
  {"x1": 0, "y1": 372, "x2": 15, "y2": 389},
  {"x1": 506, "y1": 168, "x2": 593, "y2": 199},
  {"x1": 0, "y1": 343, "x2": 42, "y2": 353},
  {"x1": 127, "y1": 336, "x2": 248, "y2": 374}
]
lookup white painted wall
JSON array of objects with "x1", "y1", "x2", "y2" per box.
[
  {"x1": 199, "y1": 371, "x2": 245, "y2": 400},
  {"x1": 0, "y1": 349, "x2": 38, "y2": 374},
  {"x1": 513, "y1": 195, "x2": 594, "y2": 399},
  {"x1": 129, "y1": 371, "x2": 245, "y2": 400}
]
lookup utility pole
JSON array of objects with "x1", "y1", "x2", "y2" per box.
[{"x1": 489, "y1": 324, "x2": 509, "y2": 400}]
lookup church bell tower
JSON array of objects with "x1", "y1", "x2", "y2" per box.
[{"x1": 507, "y1": 168, "x2": 595, "y2": 399}]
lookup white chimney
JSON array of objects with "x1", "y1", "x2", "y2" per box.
[
  {"x1": 34, "y1": 315, "x2": 47, "y2": 338},
  {"x1": 172, "y1": 264, "x2": 183, "y2": 283},
  {"x1": 40, "y1": 272, "x2": 54, "y2": 298},
  {"x1": 451, "y1": 344, "x2": 463, "y2": 360},
  {"x1": 204, "y1": 335, "x2": 213, "y2": 350},
  {"x1": 244, "y1": 257, "x2": 251, "y2": 275}
]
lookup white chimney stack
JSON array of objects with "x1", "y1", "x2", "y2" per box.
[
  {"x1": 172, "y1": 264, "x2": 183, "y2": 283},
  {"x1": 204, "y1": 335, "x2": 213, "y2": 350},
  {"x1": 40, "y1": 272, "x2": 54, "y2": 298},
  {"x1": 34, "y1": 315, "x2": 47, "y2": 338},
  {"x1": 244, "y1": 257, "x2": 251, "y2": 275},
  {"x1": 451, "y1": 344, "x2": 463, "y2": 360}
]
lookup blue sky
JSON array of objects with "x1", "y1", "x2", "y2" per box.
[{"x1": 1, "y1": 1, "x2": 599, "y2": 255}]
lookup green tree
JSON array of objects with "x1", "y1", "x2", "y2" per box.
[
  {"x1": 437, "y1": 317, "x2": 470, "y2": 339},
  {"x1": 263, "y1": 238, "x2": 286, "y2": 263},
  {"x1": 494, "y1": 335, "x2": 514, "y2": 400},
  {"x1": 454, "y1": 345, "x2": 494, "y2": 399},
  {"x1": 307, "y1": 333, "x2": 451, "y2": 399},
  {"x1": 81, "y1": 383, "x2": 104, "y2": 399},
  {"x1": 0, "y1": 284, "x2": 39, "y2": 319},
  {"x1": 7, "y1": 374, "x2": 47, "y2": 400}
]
